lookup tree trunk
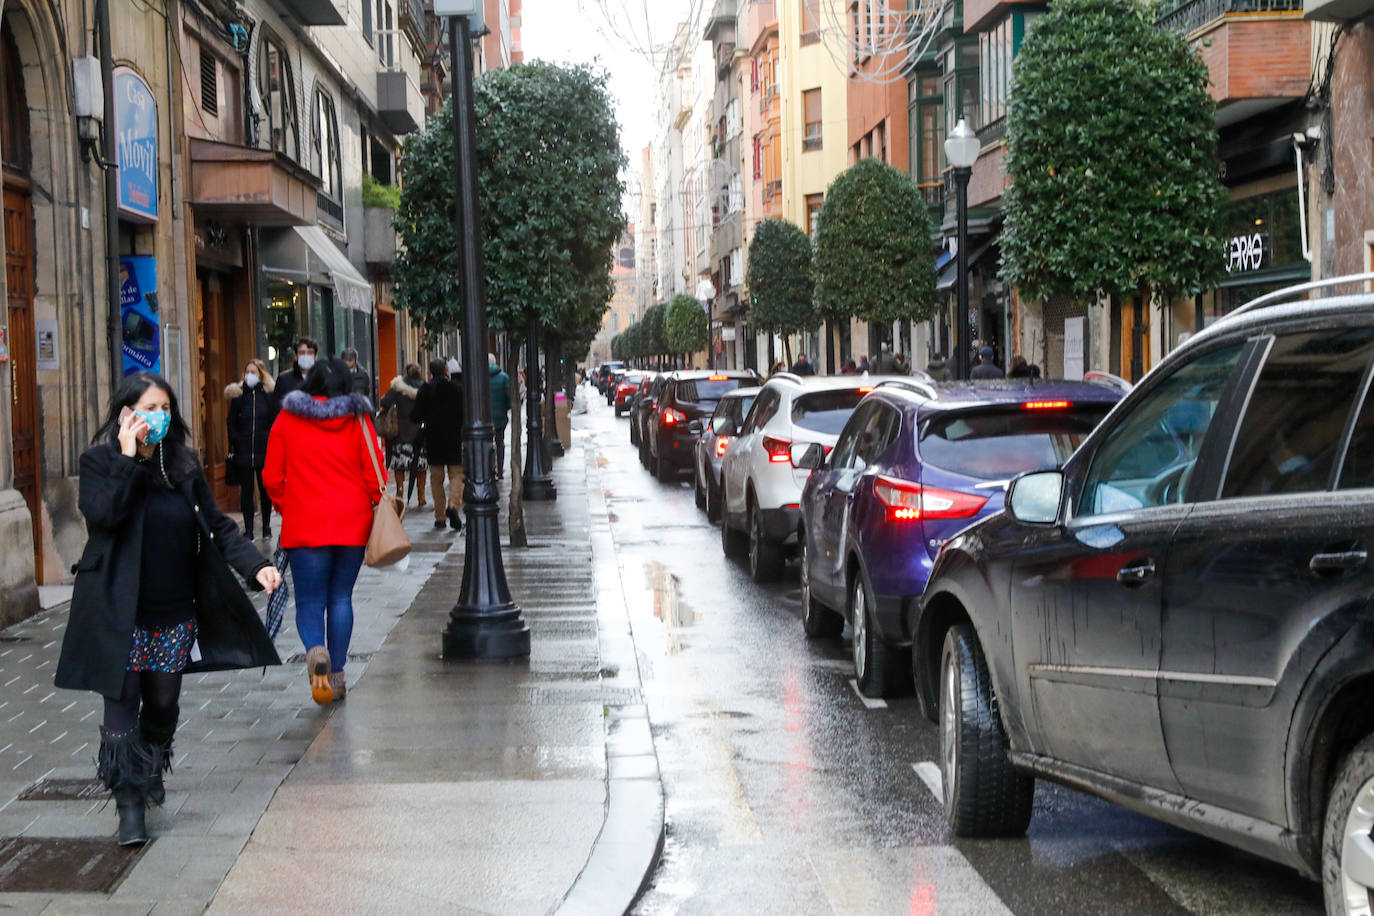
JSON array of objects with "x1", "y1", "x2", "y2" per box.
[
  {"x1": 507, "y1": 338, "x2": 527, "y2": 548},
  {"x1": 783, "y1": 336, "x2": 793, "y2": 367}
]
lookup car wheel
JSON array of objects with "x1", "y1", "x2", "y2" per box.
[
  {"x1": 694, "y1": 465, "x2": 707, "y2": 509},
  {"x1": 614, "y1": 404, "x2": 623, "y2": 417},
  {"x1": 630, "y1": 420, "x2": 639, "y2": 446},
  {"x1": 720, "y1": 484, "x2": 746, "y2": 559},
  {"x1": 800, "y1": 533, "x2": 842, "y2": 638},
  {"x1": 939, "y1": 624, "x2": 1035, "y2": 837},
  {"x1": 748, "y1": 502, "x2": 784, "y2": 583},
  {"x1": 1323, "y1": 732, "x2": 1374, "y2": 915},
  {"x1": 655, "y1": 446, "x2": 674, "y2": 483},
  {"x1": 706, "y1": 475, "x2": 722, "y2": 523},
  {"x1": 850, "y1": 573, "x2": 892, "y2": 697}
]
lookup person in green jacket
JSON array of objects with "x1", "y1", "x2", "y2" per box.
[{"x1": 488, "y1": 353, "x2": 512, "y2": 479}]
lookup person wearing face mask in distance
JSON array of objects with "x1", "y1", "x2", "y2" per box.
[
  {"x1": 225, "y1": 358, "x2": 276, "y2": 539},
  {"x1": 272, "y1": 338, "x2": 319, "y2": 411},
  {"x1": 55, "y1": 371, "x2": 282, "y2": 846}
]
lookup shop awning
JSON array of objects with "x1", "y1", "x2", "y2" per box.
[
  {"x1": 936, "y1": 239, "x2": 997, "y2": 292},
  {"x1": 260, "y1": 226, "x2": 372, "y2": 313}
]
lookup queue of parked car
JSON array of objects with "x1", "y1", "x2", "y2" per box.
[{"x1": 602, "y1": 280, "x2": 1374, "y2": 912}]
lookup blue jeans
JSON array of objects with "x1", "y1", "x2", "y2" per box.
[{"x1": 289, "y1": 545, "x2": 365, "y2": 672}]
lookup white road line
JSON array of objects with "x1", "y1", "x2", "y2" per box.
[
  {"x1": 847, "y1": 678, "x2": 887, "y2": 709},
  {"x1": 913, "y1": 761, "x2": 942, "y2": 800}
]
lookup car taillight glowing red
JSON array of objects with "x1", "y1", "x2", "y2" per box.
[
  {"x1": 873, "y1": 476, "x2": 988, "y2": 522},
  {"x1": 857, "y1": 386, "x2": 873, "y2": 393},
  {"x1": 617, "y1": 383, "x2": 634, "y2": 393},
  {"x1": 661, "y1": 408, "x2": 686, "y2": 425},
  {"x1": 1022, "y1": 400, "x2": 1071, "y2": 410},
  {"x1": 716, "y1": 436, "x2": 729, "y2": 457},
  {"x1": 762, "y1": 436, "x2": 792, "y2": 463}
]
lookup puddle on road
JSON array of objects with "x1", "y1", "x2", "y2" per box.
[{"x1": 645, "y1": 561, "x2": 699, "y2": 655}]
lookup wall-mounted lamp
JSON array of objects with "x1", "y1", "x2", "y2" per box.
[{"x1": 73, "y1": 57, "x2": 113, "y2": 169}]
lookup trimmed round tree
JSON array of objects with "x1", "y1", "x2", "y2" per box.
[
  {"x1": 813, "y1": 159, "x2": 937, "y2": 329},
  {"x1": 666, "y1": 293, "x2": 710, "y2": 363},
  {"x1": 642, "y1": 303, "x2": 668, "y2": 365},
  {"x1": 746, "y1": 218, "x2": 818, "y2": 352},
  {"x1": 1001, "y1": 0, "x2": 1224, "y2": 315}
]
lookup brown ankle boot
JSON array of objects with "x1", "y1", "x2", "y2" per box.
[{"x1": 328, "y1": 670, "x2": 346, "y2": 701}]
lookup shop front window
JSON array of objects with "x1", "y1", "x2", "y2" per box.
[{"x1": 264, "y1": 280, "x2": 305, "y2": 378}]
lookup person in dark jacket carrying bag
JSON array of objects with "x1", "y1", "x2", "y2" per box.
[
  {"x1": 378, "y1": 363, "x2": 427, "y2": 507},
  {"x1": 225, "y1": 358, "x2": 276, "y2": 539},
  {"x1": 55, "y1": 371, "x2": 282, "y2": 847},
  {"x1": 411, "y1": 358, "x2": 465, "y2": 532}
]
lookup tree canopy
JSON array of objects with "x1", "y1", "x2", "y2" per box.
[
  {"x1": 1000, "y1": 0, "x2": 1225, "y2": 303},
  {"x1": 813, "y1": 158, "x2": 937, "y2": 325},
  {"x1": 394, "y1": 62, "x2": 626, "y2": 345},
  {"x1": 746, "y1": 218, "x2": 818, "y2": 337},
  {"x1": 666, "y1": 294, "x2": 710, "y2": 357},
  {"x1": 642, "y1": 303, "x2": 668, "y2": 358}
]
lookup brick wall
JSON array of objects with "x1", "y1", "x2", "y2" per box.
[
  {"x1": 1326, "y1": 24, "x2": 1374, "y2": 277},
  {"x1": 1197, "y1": 17, "x2": 1309, "y2": 103}
]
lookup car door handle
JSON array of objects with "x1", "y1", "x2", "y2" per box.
[
  {"x1": 1116, "y1": 559, "x2": 1156, "y2": 587},
  {"x1": 1310, "y1": 550, "x2": 1368, "y2": 575}
]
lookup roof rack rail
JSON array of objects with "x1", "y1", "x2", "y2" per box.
[
  {"x1": 770, "y1": 372, "x2": 804, "y2": 384},
  {"x1": 874, "y1": 378, "x2": 939, "y2": 399},
  {"x1": 1083, "y1": 371, "x2": 1132, "y2": 393},
  {"x1": 1225, "y1": 272, "x2": 1374, "y2": 320}
]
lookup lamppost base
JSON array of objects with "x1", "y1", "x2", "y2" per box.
[
  {"x1": 442, "y1": 607, "x2": 530, "y2": 659},
  {"x1": 523, "y1": 474, "x2": 557, "y2": 501}
]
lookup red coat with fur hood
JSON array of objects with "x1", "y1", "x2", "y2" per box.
[{"x1": 264, "y1": 391, "x2": 386, "y2": 548}]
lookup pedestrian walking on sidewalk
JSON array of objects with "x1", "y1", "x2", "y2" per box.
[
  {"x1": 971, "y1": 345, "x2": 1005, "y2": 380},
  {"x1": 264, "y1": 359, "x2": 384, "y2": 707},
  {"x1": 378, "y1": 363, "x2": 428, "y2": 507},
  {"x1": 225, "y1": 358, "x2": 276, "y2": 539},
  {"x1": 272, "y1": 338, "x2": 318, "y2": 410},
  {"x1": 342, "y1": 347, "x2": 373, "y2": 401},
  {"x1": 412, "y1": 358, "x2": 465, "y2": 532},
  {"x1": 55, "y1": 371, "x2": 282, "y2": 847},
  {"x1": 489, "y1": 352, "x2": 511, "y2": 479}
]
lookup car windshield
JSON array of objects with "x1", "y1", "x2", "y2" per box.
[
  {"x1": 678, "y1": 378, "x2": 750, "y2": 405},
  {"x1": 791, "y1": 390, "x2": 868, "y2": 434},
  {"x1": 919, "y1": 405, "x2": 1113, "y2": 479}
]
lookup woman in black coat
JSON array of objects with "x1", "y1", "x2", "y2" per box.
[
  {"x1": 225, "y1": 357, "x2": 275, "y2": 539},
  {"x1": 411, "y1": 358, "x2": 465, "y2": 531},
  {"x1": 55, "y1": 371, "x2": 282, "y2": 846}
]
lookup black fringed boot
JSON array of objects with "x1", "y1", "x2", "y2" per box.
[
  {"x1": 139, "y1": 713, "x2": 176, "y2": 807},
  {"x1": 97, "y1": 726, "x2": 157, "y2": 846}
]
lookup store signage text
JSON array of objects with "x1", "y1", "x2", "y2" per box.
[{"x1": 1226, "y1": 233, "x2": 1264, "y2": 273}]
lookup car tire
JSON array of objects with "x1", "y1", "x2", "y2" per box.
[
  {"x1": 1323, "y1": 732, "x2": 1374, "y2": 915},
  {"x1": 850, "y1": 573, "x2": 892, "y2": 696},
  {"x1": 630, "y1": 420, "x2": 639, "y2": 446},
  {"x1": 694, "y1": 465, "x2": 707, "y2": 509},
  {"x1": 939, "y1": 624, "x2": 1035, "y2": 837},
  {"x1": 800, "y1": 533, "x2": 842, "y2": 638},
  {"x1": 748, "y1": 502, "x2": 784, "y2": 583},
  {"x1": 614, "y1": 405, "x2": 623, "y2": 417},
  {"x1": 655, "y1": 446, "x2": 675, "y2": 483},
  {"x1": 706, "y1": 476, "x2": 722, "y2": 523},
  {"x1": 720, "y1": 485, "x2": 746, "y2": 559}
]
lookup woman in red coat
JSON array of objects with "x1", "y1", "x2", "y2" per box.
[{"x1": 264, "y1": 359, "x2": 384, "y2": 704}]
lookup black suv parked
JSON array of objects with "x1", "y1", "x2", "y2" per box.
[
  {"x1": 915, "y1": 288, "x2": 1374, "y2": 910},
  {"x1": 646, "y1": 370, "x2": 759, "y2": 482}
]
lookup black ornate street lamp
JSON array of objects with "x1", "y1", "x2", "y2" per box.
[
  {"x1": 440, "y1": 6, "x2": 529, "y2": 660},
  {"x1": 945, "y1": 118, "x2": 980, "y2": 381}
]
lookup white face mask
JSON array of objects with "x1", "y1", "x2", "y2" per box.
[
  {"x1": 297, "y1": 354, "x2": 316, "y2": 371},
  {"x1": 244, "y1": 373, "x2": 260, "y2": 388}
]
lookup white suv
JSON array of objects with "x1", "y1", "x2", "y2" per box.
[{"x1": 720, "y1": 373, "x2": 913, "y2": 582}]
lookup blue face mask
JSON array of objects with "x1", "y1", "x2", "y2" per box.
[{"x1": 136, "y1": 409, "x2": 171, "y2": 446}]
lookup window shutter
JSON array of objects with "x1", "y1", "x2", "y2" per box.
[{"x1": 200, "y1": 47, "x2": 218, "y2": 117}]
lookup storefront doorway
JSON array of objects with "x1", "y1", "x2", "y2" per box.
[
  {"x1": 2, "y1": 20, "x2": 42, "y2": 580},
  {"x1": 197, "y1": 270, "x2": 237, "y2": 510}
]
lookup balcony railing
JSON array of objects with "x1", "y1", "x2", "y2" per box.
[
  {"x1": 1156, "y1": 0, "x2": 1301, "y2": 33},
  {"x1": 759, "y1": 87, "x2": 778, "y2": 115},
  {"x1": 762, "y1": 178, "x2": 782, "y2": 202},
  {"x1": 917, "y1": 179, "x2": 943, "y2": 207}
]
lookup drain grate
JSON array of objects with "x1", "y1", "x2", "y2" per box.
[
  {"x1": 18, "y1": 779, "x2": 108, "y2": 801},
  {"x1": 524, "y1": 686, "x2": 643, "y2": 706},
  {"x1": 0, "y1": 837, "x2": 144, "y2": 892}
]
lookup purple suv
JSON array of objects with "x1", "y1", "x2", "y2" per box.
[{"x1": 796, "y1": 378, "x2": 1125, "y2": 697}]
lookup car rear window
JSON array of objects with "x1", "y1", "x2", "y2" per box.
[
  {"x1": 677, "y1": 378, "x2": 750, "y2": 404},
  {"x1": 918, "y1": 405, "x2": 1112, "y2": 480},
  {"x1": 791, "y1": 390, "x2": 868, "y2": 434}
]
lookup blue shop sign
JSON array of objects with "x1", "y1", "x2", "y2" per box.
[
  {"x1": 119, "y1": 256, "x2": 161, "y2": 376},
  {"x1": 114, "y1": 67, "x2": 158, "y2": 221}
]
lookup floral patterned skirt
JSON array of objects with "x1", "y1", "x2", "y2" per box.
[{"x1": 127, "y1": 620, "x2": 197, "y2": 673}]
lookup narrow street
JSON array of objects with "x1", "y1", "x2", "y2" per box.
[{"x1": 578, "y1": 396, "x2": 1326, "y2": 916}]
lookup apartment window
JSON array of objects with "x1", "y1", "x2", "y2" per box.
[
  {"x1": 377, "y1": 0, "x2": 395, "y2": 68},
  {"x1": 729, "y1": 248, "x2": 743, "y2": 288},
  {"x1": 258, "y1": 33, "x2": 299, "y2": 159},
  {"x1": 908, "y1": 71, "x2": 944, "y2": 196},
  {"x1": 751, "y1": 56, "x2": 759, "y2": 93},
  {"x1": 943, "y1": 37, "x2": 979, "y2": 135},
  {"x1": 803, "y1": 88, "x2": 822, "y2": 152},
  {"x1": 726, "y1": 99, "x2": 741, "y2": 141},
  {"x1": 728, "y1": 172, "x2": 744, "y2": 214},
  {"x1": 980, "y1": 12, "x2": 1040, "y2": 126},
  {"x1": 876, "y1": 121, "x2": 886, "y2": 164},
  {"x1": 806, "y1": 193, "x2": 823, "y2": 239},
  {"x1": 801, "y1": 0, "x2": 821, "y2": 44},
  {"x1": 312, "y1": 88, "x2": 341, "y2": 201},
  {"x1": 753, "y1": 135, "x2": 762, "y2": 179}
]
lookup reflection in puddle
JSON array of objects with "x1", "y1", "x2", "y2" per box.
[{"x1": 645, "y1": 562, "x2": 699, "y2": 655}]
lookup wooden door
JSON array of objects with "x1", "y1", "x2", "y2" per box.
[
  {"x1": 197, "y1": 270, "x2": 235, "y2": 511},
  {"x1": 4, "y1": 179, "x2": 42, "y2": 578}
]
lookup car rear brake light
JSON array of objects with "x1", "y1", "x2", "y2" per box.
[
  {"x1": 709, "y1": 375, "x2": 728, "y2": 380},
  {"x1": 762, "y1": 436, "x2": 792, "y2": 463},
  {"x1": 661, "y1": 408, "x2": 686, "y2": 425},
  {"x1": 716, "y1": 436, "x2": 729, "y2": 457},
  {"x1": 873, "y1": 476, "x2": 988, "y2": 522},
  {"x1": 1022, "y1": 400, "x2": 1071, "y2": 410},
  {"x1": 617, "y1": 383, "x2": 634, "y2": 393},
  {"x1": 857, "y1": 386, "x2": 874, "y2": 393}
]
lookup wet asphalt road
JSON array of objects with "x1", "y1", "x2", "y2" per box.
[{"x1": 579, "y1": 393, "x2": 1326, "y2": 916}]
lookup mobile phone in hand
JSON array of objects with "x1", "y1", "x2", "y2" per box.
[{"x1": 117, "y1": 406, "x2": 145, "y2": 443}]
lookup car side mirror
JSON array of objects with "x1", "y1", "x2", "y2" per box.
[
  {"x1": 688, "y1": 419, "x2": 704, "y2": 435},
  {"x1": 794, "y1": 442, "x2": 825, "y2": 470},
  {"x1": 1008, "y1": 470, "x2": 1064, "y2": 525}
]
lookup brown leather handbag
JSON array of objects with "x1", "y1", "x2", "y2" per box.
[{"x1": 359, "y1": 417, "x2": 411, "y2": 567}]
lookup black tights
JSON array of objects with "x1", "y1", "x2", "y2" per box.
[
  {"x1": 103, "y1": 669, "x2": 181, "y2": 738},
  {"x1": 238, "y1": 467, "x2": 271, "y2": 535}
]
